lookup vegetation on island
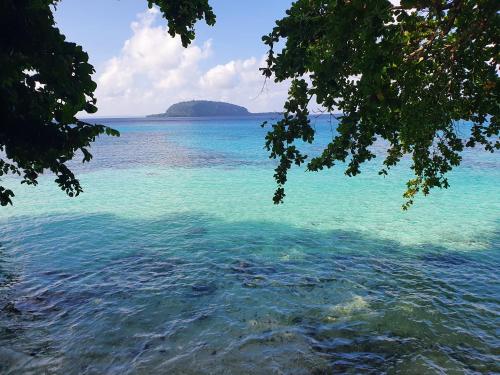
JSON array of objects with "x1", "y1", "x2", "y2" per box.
[
  {"x1": 148, "y1": 100, "x2": 281, "y2": 117},
  {"x1": 149, "y1": 100, "x2": 250, "y2": 117},
  {"x1": 0, "y1": 0, "x2": 498, "y2": 208}
]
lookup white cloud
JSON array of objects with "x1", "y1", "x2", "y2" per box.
[{"x1": 94, "y1": 8, "x2": 289, "y2": 116}]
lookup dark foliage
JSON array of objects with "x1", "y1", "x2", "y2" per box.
[
  {"x1": 262, "y1": 0, "x2": 499, "y2": 208},
  {"x1": 0, "y1": 0, "x2": 215, "y2": 205}
]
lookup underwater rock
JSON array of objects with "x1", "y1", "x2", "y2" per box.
[
  {"x1": 190, "y1": 283, "x2": 217, "y2": 296},
  {"x1": 327, "y1": 295, "x2": 370, "y2": 316},
  {"x1": 297, "y1": 276, "x2": 319, "y2": 290},
  {"x1": 230, "y1": 260, "x2": 254, "y2": 274},
  {"x1": 318, "y1": 276, "x2": 337, "y2": 283},
  {"x1": 242, "y1": 282, "x2": 259, "y2": 288},
  {"x1": 230, "y1": 260, "x2": 277, "y2": 277},
  {"x1": 291, "y1": 316, "x2": 303, "y2": 324},
  {"x1": 2, "y1": 302, "x2": 21, "y2": 315}
]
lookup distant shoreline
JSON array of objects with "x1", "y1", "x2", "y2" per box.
[
  {"x1": 146, "y1": 112, "x2": 283, "y2": 119},
  {"x1": 78, "y1": 113, "x2": 338, "y2": 122},
  {"x1": 79, "y1": 100, "x2": 344, "y2": 121},
  {"x1": 145, "y1": 112, "x2": 282, "y2": 119}
]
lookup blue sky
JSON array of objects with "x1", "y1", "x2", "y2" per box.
[{"x1": 55, "y1": 0, "x2": 293, "y2": 116}]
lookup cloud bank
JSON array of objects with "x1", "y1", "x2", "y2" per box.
[{"x1": 95, "y1": 8, "x2": 288, "y2": 116}]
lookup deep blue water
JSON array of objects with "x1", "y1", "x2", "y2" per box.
[{"x1": 0, "y1": 117, "x2": 499, "y2": 374}]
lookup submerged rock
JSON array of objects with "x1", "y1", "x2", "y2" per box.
[
  {"x1": 230, "y1": 260, "x2": 277, "y2": 277},
  {"x1": 190, "y1": 283, "x2": 217, "y2": 296},
  {"x1": 2, "y1": 302, "x2": 21, "y2": 315},
  {"x1": 230, "y1": 260, "x2": 254, "y2": 275},
  {"x1": 242, "y1": 281, "x2": 259, "y2": 288},
  {"x1": 327, "y1": 295, "x2": 370, "y2": 316}
]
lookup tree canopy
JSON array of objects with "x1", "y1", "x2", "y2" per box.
[
  {"x1": 0, "y1": 0, "x2": 214, "y2": 205},
  {"x1": 1, "y1": 0, "x2": 498, "y2": 208},
  {"x1": 262, "y1": 0, "x2": 499, "y2": 208}
]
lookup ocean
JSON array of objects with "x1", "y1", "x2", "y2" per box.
[{"x1": 0, "y1": 117, "x2": 498, "y2": 374}]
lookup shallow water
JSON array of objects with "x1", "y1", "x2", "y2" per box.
[{"x1": 0, "y1": 118, "x2": 499, "y2": 374}]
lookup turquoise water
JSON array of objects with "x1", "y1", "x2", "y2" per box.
[{"x1": 0, "y1": 118, "x2": 498, "y2": 374}]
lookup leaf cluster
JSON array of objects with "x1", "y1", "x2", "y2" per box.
[
  {"x1": 0, "y1": 0, "x2": 214, "y2": 205},
  {"x1": 147, "y1": 0, "x2": 215, "y2": 47},
  {"x1": 262, "y1": 0, "x2": 499, "y2": 208}
]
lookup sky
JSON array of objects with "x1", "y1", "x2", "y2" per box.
[{"x1": 54, "y1": 0, "x2": 294, "y2": 117}]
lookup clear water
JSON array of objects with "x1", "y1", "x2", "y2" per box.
[{"x1": 0, "y1": 118, "x2": 498, "y2": 374}]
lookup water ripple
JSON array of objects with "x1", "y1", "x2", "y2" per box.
[{"x1": 0, "y1": 213, "x2": 498, "y2": 374}]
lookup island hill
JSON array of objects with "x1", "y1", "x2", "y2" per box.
[{"x1": 147, "y1": 100, "x2": 281, "y2": 118}]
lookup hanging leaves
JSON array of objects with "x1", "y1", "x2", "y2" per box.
[
  {"x1": 263, "y1": 0, "x2": 499, "y2": 208},
  {"x1": 0, "y1": 0, "x2": 215, "y2": 206}
]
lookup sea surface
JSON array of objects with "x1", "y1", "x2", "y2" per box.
[{"x1": 0, "y1": 117, "x2": 498, "y2": 374}]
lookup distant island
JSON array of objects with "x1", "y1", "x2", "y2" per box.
[{"x1": 147, "y1": 100, "x2": 281, "y2": 118}]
